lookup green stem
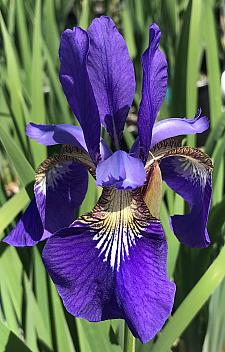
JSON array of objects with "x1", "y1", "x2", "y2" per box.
[{"x1": 124, "y1": 323, "x2": 135, "y2": 352}]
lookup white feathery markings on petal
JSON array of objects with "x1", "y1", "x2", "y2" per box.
[
  {"x1": 91, "y1": 189, "x2": 145, "y2": 271},
  {"x1": 36, "y1": 176, "x2": 46, "y2": 196},
  {"x1": 47, "y1": 161, "x2": 73, "y2": 190},
  {"x1": 173, "y1": 156, "x2": 209, "y2": 188},
  {"x1": 36, "y1": 160, "x2": 73, "y2": 193}
]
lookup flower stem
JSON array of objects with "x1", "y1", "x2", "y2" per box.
[{"x1": 123, "y1": 323, "x2": 135, "y2": 352}]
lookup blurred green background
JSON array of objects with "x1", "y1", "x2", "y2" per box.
[{"x1": 0, "y1": 0, "x2": 225, "y2": 351}]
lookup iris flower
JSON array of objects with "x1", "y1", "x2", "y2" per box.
[{"x1": 4, "y1": 17, "x2": 213, "y2": 343}]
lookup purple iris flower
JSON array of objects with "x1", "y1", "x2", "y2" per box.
[{"x1": 4, "y1": 17, "x2": 213, "y2": 343}]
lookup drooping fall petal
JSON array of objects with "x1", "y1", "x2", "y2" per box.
[
  {"x1": 34, "y1": 148, "x2": 89, "y2": 234},
  {"x1": 160, "y1": 146, "x2": 213, "y2": 247},
  {"x1": 3, "y1": 198, "x2": 50, "y2": 246},
  {"x1": 43, "y1": 188, "x2": 175, "y2": 343}
]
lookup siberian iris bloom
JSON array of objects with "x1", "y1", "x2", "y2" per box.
[{"x1": 4, "y1": 17, "x2": 213, "y2": 343}]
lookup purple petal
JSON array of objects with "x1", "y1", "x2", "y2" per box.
[
  {"x1": 87, "y1": 16, "x2": 135, "y2": 143},
  {"x1": 26, "y1": 123, "x2": 112, "y2": 161},
  {"x1": 35, "y1": 158, "x2": 88, "y2": 234},
  {"x1": 151, "y1": 110, "x2": 209, "y2": 148},
  {"x1": 99, "y1": 139, "x2": 113, "y2": 161},
  {"x1": 138, "y1": 23, "x2": 167, "y2": 160},
  {"x1": 3, "y1": 198, "x2": 51, "y2": 247},
  {"x1": 160, "y1": 154, "x2": 212, "y2": 247},
  {"x1": 117, "y1": 225, "x2": 175, "y2": 342},
  {"x1": 43, "y1": 188, "x2": 175, "y2": 343},
  {"x1": 96, "y1": 150, "x2": 146, "y2": 190},
  {"x1": 131, "y1": 111, "x2": 209, "y2": 156},
  {"x1": 26, "y1": 123, "x2": 87, "y2": 150},
  {"x1": 130, "y1": 136, "x2": 140, "y2": 158},
  {"x1": 43, "y1": 228, "x2": 123, "y2": 321},
  {"x1": 59, "y1": 27, "x2": 100, "y2": 162}
]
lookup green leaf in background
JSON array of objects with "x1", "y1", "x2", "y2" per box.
[
  {"x1": 203, "y1": 0, "x2": 222, "y2": 130},
  {"x1": 151, "y1": 245, "x2": 225, "y2": 352},
  {"x1": 78, "y1": 0, "x2": 90, "y2": 29},
  {"x1": 203, "y1": 1, "x2": 223, "y2": 207},
  {"x1": 203, "y1": 276, "x2": 225, "y2": 352},
  {"x1": 30, "y1": 0, "x2": 46, "y2": 167},
  {"x1": 0, "y1": 189, "x2": 29, "y2": 241},
  {"x1": 186, "y1": 0, "x2": 203, "y2": 147},
  {"x1": 0, "y1": 121, "x2": 34, "y2": 188},
  {"x1": 50, "y1": 281, "x2": 76, "y2": 352},
  {"x1": 161, "y1": 201, "x2": 180, "y2": 278},
  {"x1": 122, "y1": 0, "x2": 137, "y2": 59},
  {"x1": 43, "y1": 0, "x2": 59, "y2": 61},
  {"x1": 163, "y1": 0, "x2": 177, "y2": 38},
  {"x1": 0, "y1": 12, "x2": 27, "y2": 148},
  {"x1": 77, "y1": 320, "x2": 123, "y2": 352},
  {"x1": 33, "y1": 247, "x2": 52, "y2": 348},
  {"x1": 0, "y1": 319, "x2": 32, "y2": 352},
  {"x1": 16, "y1": 0, "x2": 32, "y2": 85}
]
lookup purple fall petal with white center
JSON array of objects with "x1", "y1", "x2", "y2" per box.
[
  {"x1": 35, "y1": 156, "x2": 88, "y2": 234},
  {"x1": 42, "y1": 188, "x2": 175, "y2": 343},
  {"x1": 3, "y1": 198, "x2": 51, "y2": 247},
  {"x1": 96, "y1": 150, "x2": 146, "y2": 190},
  {"x1": 26, "y1": 123, "x2": 112, "y2": 161},
  {"x1": 87, "y1": 16, "x2": 135, "y2": 143},
  {"x1": 138, "y1": 24, "x2": 167, "y2": 160},
  {"x1": 59, "y1": 27, "x2": 100, "y2": 162},
  {"x1": 160, "y1": 149, "x2": 212, "y2": 248}
]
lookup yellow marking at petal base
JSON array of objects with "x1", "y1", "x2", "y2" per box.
[
  {"x1": 144, "y1": 162, "x2": 162, "y2": 219},
  {"x1": 77, "y1": 188, "x2": 154, "y2": 270}
]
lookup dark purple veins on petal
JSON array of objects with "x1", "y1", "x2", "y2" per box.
[
  {"x1": 87, "y1": 16, "x2": 135, "y2": 145},
  {"x1": 160, "y1": 147, "x2": 213, "y2": 248},
  {"x1": 34, "y1": 152, "x2": 88, "y2": 234},
  {"x1": 59, "y1": 27, "x2": 100, "y2": 163},
  {"x1": 43, "y1": 188, "x2": 175, "y2": 343}
]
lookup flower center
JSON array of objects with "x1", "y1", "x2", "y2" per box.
[{"x1": 75, "y1": 187, "x2": 155, "y2": 271}]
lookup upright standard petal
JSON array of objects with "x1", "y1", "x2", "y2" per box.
[
  {"x1": 3, "y1": 198, "x2": 50, "y2": 247},
  {"x1": 151, "y1": 110, "x2": 209, "y2": 148},
  {"x1": 87, "y1": 16, "x2": 135, "y2": 144},
  {"x1": 96, "y1": 150, "x2": 146, "y2": 190},
  {"x1": 138, "y1": 24, "x2": 167, "y2": 161},
  {"x1": 43, "y1": 188, "x2": 175, "y2": 343},
  {"x1": 159, "y1": 146, "x2": 213, "y2": 247},
  {"x1": 59, "y1": 27, "x2": 100, "y2": 162},
  {"x1": 34, "y1": 147, "x2": 89, "y2": 234}
]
